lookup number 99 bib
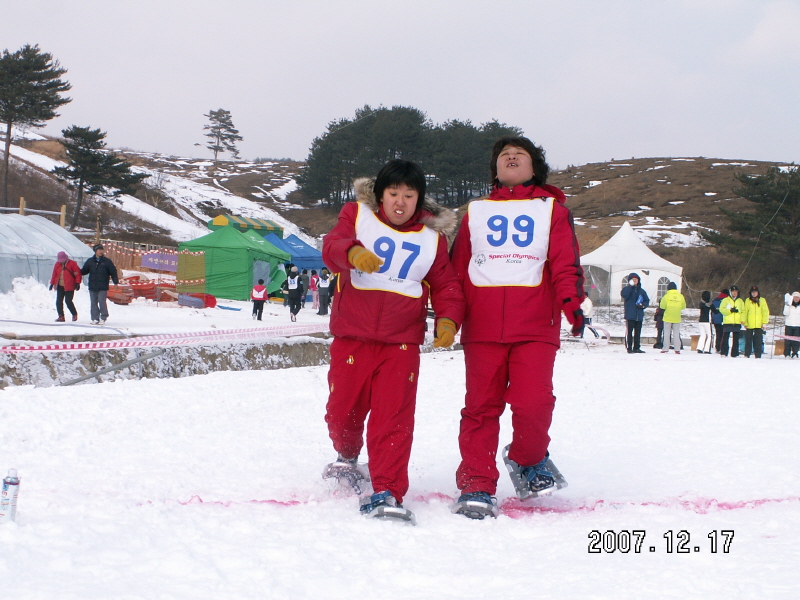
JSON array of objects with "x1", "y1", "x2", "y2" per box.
[
  {"x1": 468, "y1": 198, "x2": 553, "y2": 287},
  {"x1": 351, "y1": 203, "x2": 438, "y2": 298}
]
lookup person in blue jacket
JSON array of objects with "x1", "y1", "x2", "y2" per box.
[{"x1": 621, "y1": 272, "x2": 650, "y2": 354}]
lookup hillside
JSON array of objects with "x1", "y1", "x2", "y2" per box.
[{"x1": 547, "y1": 156, "x2": 778, "y2": 252}]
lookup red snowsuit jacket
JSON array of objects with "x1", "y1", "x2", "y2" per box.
[
  {"x1": 451, "y1": 183, "x2": 584, "y2": 346},
  {"x1": 323, "y1": 178, "x2": 465, "y2": 345},
  {"x1": 251, "y1": 284, "x2": 267, "y2": 301},
  {"x1": 49, "y1": 259, "x2": 82, "y2": 292}
]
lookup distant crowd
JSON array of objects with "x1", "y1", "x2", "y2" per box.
[
  {"x1": 619, "y1": 273, "x2": 800, "y2": 359},
  {"x1": 250, "y1": 266, "x2": 337, "y2": 322}
]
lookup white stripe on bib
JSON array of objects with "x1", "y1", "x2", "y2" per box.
[
  {"x1": 467, "y1": 198, "x2": 553, "y2": 287},
  {"x1": 351, "y1": 203, "x2": 438, "y2": 298}
]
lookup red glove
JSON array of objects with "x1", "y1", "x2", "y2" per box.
[{"x1": 563, "y1": 297, "x2": 584, "y2": 337}]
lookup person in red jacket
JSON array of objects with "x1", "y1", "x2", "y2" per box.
[
  {"x1": 321, "y1": 159, "x2": 465, "y2": 524},
  {"x1": 450, "y1": 136, "x2": 584, "y2": 519},
  {"x1": 49, "y1": 251, "x2": 83, "y2": 322},
  {"x1": 251, "y1": 278, "x2": 267, "y2": 321}
]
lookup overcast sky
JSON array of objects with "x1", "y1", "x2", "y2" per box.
[{"x1": 6, "y1": 0, "x2": 800, "y2": 168}]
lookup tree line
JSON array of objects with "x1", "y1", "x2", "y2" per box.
[{"x1": 298, "y1": 105, "x2": 523, "y2": 208}]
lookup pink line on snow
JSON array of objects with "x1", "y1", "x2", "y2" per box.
[
  {"x1": 499, "y1": 495, "x2": 800, "y2": 519},
  {"x1": 153, "y1": 494, "x2": 800, "y2": 517},
  {"x1": 177, "y1": 495, "x2": 303, "y2": 507}
]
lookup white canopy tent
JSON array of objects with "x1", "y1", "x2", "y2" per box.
[
  {"x1": 580, "y1": 221, "x2": 683, "y2": 306},
  {"x1": 0, "y1": 214, "x2": 93, "y2": 294}
]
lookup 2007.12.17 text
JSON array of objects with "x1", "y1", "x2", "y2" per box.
[{"x1": 588, "y1": 530, "x2": 734, "y2": 553}]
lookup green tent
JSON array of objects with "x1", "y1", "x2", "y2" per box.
[{"x1": 179, "y1": 226, "x2": 290, "y2": 300}]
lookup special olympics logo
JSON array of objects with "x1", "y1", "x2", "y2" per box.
[{"x1": 474, "y1": 253, "x2": 486, "y2": 266}]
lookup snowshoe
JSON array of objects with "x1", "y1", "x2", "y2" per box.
[
  {"x1": 451, "y1": 491, "x2": 499, "y2": 520},
  {"x1": 502, "y1": 444, "x2": 568, "y2": 501},
  {"x1": 359, "y1": 491, "x2": 416, "y2": 525},
  {"x1": 322, "y1": 455, "x2": 371, "y2": 495}
]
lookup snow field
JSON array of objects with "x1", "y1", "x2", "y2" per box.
[{"x1": 0, "y1": 345, "x2": 799, "y2": 599}]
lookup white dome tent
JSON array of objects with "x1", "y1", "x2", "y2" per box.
[
  {"x1": 580, "y1": 221, "x2": 683, "y2": 306},
  {"x1": 0, "y1": 214, "x2": 93, "y2": 294}
]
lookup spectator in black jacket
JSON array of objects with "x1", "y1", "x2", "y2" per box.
[
  {"x1": 81, "y1": 244, "x2": 119, "y2": 325},
  {"x1": 653, "y1": 304, "x2": 664, "y2": 349},
  {"x1": 282, "y1": 266, "x2": 305, "y2": 322},
  {"x1": 711, "y1": 289, "x2": 728, "y2": 353},
  {"x1": 697, "y1": 290, "x2": 713, "y2": 354}
]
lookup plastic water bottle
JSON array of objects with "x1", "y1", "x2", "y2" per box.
[{"x1": 0, "y1": 469, "x2": 20, "y2": 524}]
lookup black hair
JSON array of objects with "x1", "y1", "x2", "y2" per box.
[
  {"x1": 257, "y1": 279, "x2": 264, "y2": 285},
  {"x1": 311, "y1": 269, "x2": 317, "y2": 275},
  {"x1": 489, "y1": 136, "x2": 550, "y2": 187},
  {"x1": 701, "y1": 290, "x2": 711, "y2": 302},
  {"x1": 373, "y1": 159, "x2": 426, "y2": 213},
  {"x1": 302, "y1": 269, "x2": 307, "y2": 274}
]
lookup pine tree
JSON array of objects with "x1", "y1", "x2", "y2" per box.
[
  {"x1": 202, "y1": 108, "x2": 243, "y2": 164},
  {"x1": 53, "y1": 126, "x2": 147, "y2": 230},
  {"x1": 704, "y1": 165, "x2": 800, "y2": 283},
  {"x1": 0, "y1": 44, "x2": 71, "y2": 206}
]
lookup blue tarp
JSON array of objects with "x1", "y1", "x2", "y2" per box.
[{"x1": 264, "y1": 233, "x2": 325, "y2": 272}]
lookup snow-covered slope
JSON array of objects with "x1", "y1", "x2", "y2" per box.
[
  {"x1": 131, "y1": 165, "x2": 314, "y2": 244},
  {"x1": 6, "y1": 138, "x2": 313, "y2": 245}
]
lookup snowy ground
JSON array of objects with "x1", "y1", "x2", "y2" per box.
[{"x1": 2, "y1": 326, "x2": 799, "y2": 597}]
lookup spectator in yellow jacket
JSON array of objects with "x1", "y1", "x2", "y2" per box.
[
  {"x1": 742, "y1": 285, "x2": 770, "y2": 358},
  {"x1": 659, "y1": 282, "x2": 686, "y2": 354},
  {"x1": 719, "y1": 285, "x2": 745, "y2": 357}
]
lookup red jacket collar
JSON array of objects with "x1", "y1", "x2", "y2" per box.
[{"x1": 490, "y1": 182, "x2": 566, "y2": 204}]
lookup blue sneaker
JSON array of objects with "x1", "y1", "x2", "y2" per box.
[
  {"x1": 521, "y1": 453, "x2": 555, "y2": 494},
  {"x1": 502, "y1": 444, "x2": 568, "y2": 501},
  {"x1": 359, "y1": 490, "x2": 416, "y2": 524},
  {"x1": 451, "y1": 491, "x2": 499, "y2": 520}
]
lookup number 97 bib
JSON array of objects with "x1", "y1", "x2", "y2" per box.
[
  {"x1": 468, "y1": 198, "x2": 553, "y2": 287},
  {"x1": 351, "y1": 203, "x2": 438, "y2": 298}
]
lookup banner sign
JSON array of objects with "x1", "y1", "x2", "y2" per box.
[{"x1": 141, "y1": 253, "x2": 178, "y2": 272}]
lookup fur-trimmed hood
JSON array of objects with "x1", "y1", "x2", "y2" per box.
[{"x1": 353, "y1": 177, "x2": 457, "y2": 237}]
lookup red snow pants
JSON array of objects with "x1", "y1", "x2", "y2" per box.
[
  {"x1": 325, "y1": 337, "x2": 420, "y2": 503},
  {"x1": 456, "y1": 341, "x2": 557, "y2": 495}
]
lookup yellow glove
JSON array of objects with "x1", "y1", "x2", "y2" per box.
[
  {"x1": 348, "y1": 245, "x2": 383, "y2": 273},
  {"x1": 433, "y1": 318, "x2": 457, "y2": 349}
]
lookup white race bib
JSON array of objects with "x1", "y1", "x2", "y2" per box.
[
  {"x1": 467, "y1": 198, "x2": 553, "y2": 287},
  {"x1": 351, "y1": 203, "x2": 438, "y2": 298}
]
